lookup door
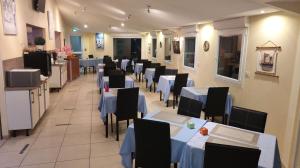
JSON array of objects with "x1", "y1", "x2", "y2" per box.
[
  {"x1": 30, "y1": 89, "x2": 39, "y2": 128},
  {"x1": 152, "y1": 38, "x2": 157, "y2": 58},
  {"x1": 70, "y1": 36, "x2": 82, "y2": 58}
]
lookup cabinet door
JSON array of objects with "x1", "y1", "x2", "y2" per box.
[
  {"x1": 30, "y1": 89, "x2": 40, "y2": 128},
  {"x1": 38, "y1": 85, "x2": 45, "y2": 117},
  {"x1": 44, "y1": 80, "x2": 50, "y2": 110}
]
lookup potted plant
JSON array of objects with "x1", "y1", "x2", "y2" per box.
[{"x1": 34, "y1": 36, "x2": 46, "y2": 50}]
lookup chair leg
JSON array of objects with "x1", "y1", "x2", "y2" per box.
[
  {"x1": 174, "y1": 163, "x2": 178, "y2": 168},
  {"x1": 116, "y1": 119, "x2": 119, "y2": 141},
  {"x1": 160, "y1": 91, "x2": 162, "y2": 101},
  {"x1": 105, "y1": 115, "x2": 108, "y2": 138},
  {"x1": 154, "y1": 83, "x2": 156, "y2": 92},
  {"x1": 127, "y1": 120, "x2": 129, "y2": 128},
  {"x1": 111, "y1": 114, "x2": 113, "y2": 133},
  {"x1": 166, "y1": 100, "x2": 169, "y2": 107},
  {"x1": 173, "y1": 94, "x2": 175, "y2": 109}
]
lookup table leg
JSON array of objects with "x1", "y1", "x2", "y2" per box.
[{"x1": 105, "y1": 115, "x2": 108, "y2": 138}]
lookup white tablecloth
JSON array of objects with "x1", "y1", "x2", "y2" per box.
[
  {"x1": 156, "y1": 75, "x2": 195, "y2": 102},
  {"x1": 121, "y1": 59, "x2": 130, "y2": 71},
  {"x1": 99, "y1": 76, "x2": 134, "y2": 89},
  {"x1": 134, "y1": 63, "x2": 143, "y2": 74},
  {"x1": 144, "y1": 68, "x2": 155, "y2": 87}
]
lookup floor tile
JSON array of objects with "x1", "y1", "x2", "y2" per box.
[
  {"x1": 22, "y1": 148, "x2": 60, "y2": 166},
  {"x1": 66, "y1": 124, "x2": 91, "y2": 135},
  {"x1": 0, "y1": 151, "x2": 26, "y2": 168},
  {"x1": 31, "y1": 135, "x2": 64, "y2": 150},
  {"x1": 91, "y1": 142, "x2": 119, "y2": 158},
  {"x1": 21, "y1": 163, "x2": 55, "y2": 168},
  {"x1": 90, "y1": 155, "x2": 122, "y2": 168},
  {"x1": 62, "y1": 133, "x2": 91, "y2": 146},
  {"x1": 57, "y1": 144, "x2": 90, "y2": 161},
  {"x1": 55, "y1": 159, "x2": 89, "y2": 168}
]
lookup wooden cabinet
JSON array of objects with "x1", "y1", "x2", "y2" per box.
[
  {"x1": 5, "y1": 79, "x2": 50, "y2": 136},
  {"x1": 67, "y1": 56, "x2": 80, "y2": 81},
  {"x1": 49, "y1": 62, "x2": 67, "y2": 89}
]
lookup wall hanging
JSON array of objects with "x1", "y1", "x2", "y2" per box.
[
  {"x1": 172, "y1": 41, "x2": 180, "y2": 54},
  {"x1": 96, "y1": 33, "x2": 104, "y2": 49},
  {"x1": 1, "y1": 0, "x2": 17, "y2": 35},
  {"x1": 255, "y1": 41, "x2": 281, "y2": 77},
  {"x1": 203, "y1": 41, "x2": 210, "y2": 52}
]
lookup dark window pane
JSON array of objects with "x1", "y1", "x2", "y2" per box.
[
  {"x1": 165, "y1": 38, "x2": 171, "y2": 61},
  {"x1": 70, "y1": 36, "x2": 82, "y2": 52},
  {"x1": 184, "y1": 37, "x2": 195, "y2": 68},
  {"x1": 152, "y1": 39, "x2": 157, "y2": 58},
  {"x1": 217, "y1": 35, "x2": 242, "y2": 80}
]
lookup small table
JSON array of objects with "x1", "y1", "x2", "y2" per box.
[
  {"x1": 99, "y1": 76, "x2": 135, "y2": 89},
  {"x1": 180, "y1": 87, "x2": 233, "y2": 116},
  {"x1": 97, "y1": 69, "x2": 104, "y2": 88},
  {"x1": 98, "y1": 63, "x2": 105, "y2": 69},
  {"x1": 134, "y1": 63, "x2": 143, "y2": 82},
  {"x1": 79, "y1": 58, "x2": 103, "y2": 74},
  {"x1": 179, "y1": 122, "x2": 281, "y2": 168},
  {"x1": 144, "y1": 68, "x2": 155, "y2": 87},
  {"x1": 120, "y1": 112, "x2": 207, "y2": 168},
  {"x1": 156, "y1": 75, "x2": 195, "y2": 103}
]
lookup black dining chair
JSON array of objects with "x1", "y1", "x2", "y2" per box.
[
  {"x1": 142, "y1": 61, "x2": 151, "y2": 83},
  {"x1": 109, "y1": 72, "x2": 125, "y2": 88},
  {"x1": 113, "y1": 88, "x2": 139, "y2": 141},
  {"x1": 204, "y1": 142, "x2": 261, "y2": 168},
  {"x1": 165, "y1": 69, "x2": 178, "y2": 75},
  {"x1": 103, "y1": 55, "x2": 112, "y2": 64},
  {"x1": 104, "y1": 62, "x2": 116, "y2": 76},
  {"x1": 229, "y1": 106, "x2": 268, "y2": 133},
  {"x1": 125, "y1": 59, "x2": 133, "y2": 73},
  {"x1": 177, "y1": 96, "x2": 203, "y2": 118},
  {"x1": 152, "y1": 66, "x2": 166, "y2": 92},
  {"x1": 203, "y1": 87, "x2": 229, "y2": 124},
  {"x1": 168, "y1": 74, "x2": 188, "y2": 108},
  {"x1": 134, "y1": 119, "x2": 177, "y2": 168},
  {"x1": 150, "y1": 63, "x2": 161, "y2": 68}
]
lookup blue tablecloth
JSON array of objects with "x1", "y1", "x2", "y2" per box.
[
  {"x1": 180, "y1": 87, "x2": 233, "y2": 116},
  {"x1": 79, "y1": 58, "x2": 103, "y2": 68},
  {"x1": 120, "y1": 112, "x2": 207, "y2": 168},
  {"x1": 144, "y1": 68, "x2": 155, "y2": 87},
  {"x1": 156, "y1": 76, "x2": 195, "y2": 103},
  {"x1": 98, "y1": 89, "x2": 148, "y2": 122},
  {"x1": 121, "y1": 59, "x2": 130, "y2": 71},
  {"x1": 134, "y1": 63, "x2": 143, "y2": 74},
  {"x1": 179, "y1": 122, "x2": 281, "y2": 168},
  {"x1": 99, "y1": 76, "x2": 134, "y2": 89},
  {"x1": 98, "y1": 63, "x2": 105, "y2": 69},
  {"x1": 97, "y1": 69, "x2": 104, "y2": 88}
]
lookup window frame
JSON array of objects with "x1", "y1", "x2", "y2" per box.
[
  {"x1": 164, "y1": 36, "x2": 172, "y2": 63},
  {"x1": 152, "y1": 38, "x2": 157, "y2": 59},
  {"x1": 183, "y1": 34, "x2": 197, "y2": 69},
  {"x1": 215, "y1": 28, "x2": 248, "y2": 84}
]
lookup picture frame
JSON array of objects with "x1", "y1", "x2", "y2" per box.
[
  {"x1": 95, "y1": 32, "x2": 104, "y2": 49},
  {"x1": 255, "y1": 41, "x2": 281, "y2": 77},
  {"x1": 172, "y1": 41, "x2": 180, "y2": 54},
  {"x1": 1, "y1": 0, "x2": 17, "y2": 35}
]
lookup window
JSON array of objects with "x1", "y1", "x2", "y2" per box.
[
  {"x1": 152, "y1": 38, "x2": 157, "y2": 58},
  {"x1": 165, "y1": 37, "x2": 171, "y2": 61},
  {"x1": 184, "y1": 37, "x2": 196, "y2": 68},
  {"x1": 70, "y1": 36, "x2": 82, "y2": 58},
  {"x1": 217, "y1": 34, "x2": 243, "y2": 80},
  {"x1": 113, "y1": 38, "x2": 141, "y2": 60}
]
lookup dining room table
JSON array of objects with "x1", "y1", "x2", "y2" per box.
[
  {"x1": 79, "y1": 58, "x2": 103, "y2": 73},
  {"x1": 119, "y1": 111, "x2": 207, "y2": 168},
  {"x1": 156, "y1": 75, "x2": 195, "y2": 103},
  {"x1": 180, "y1": 87, "x2": 233, "y2": 116},
  {"x1": 99, "y1": 76, "x2": 135, "y2": 89},
  {"x1": 98, "y1": 88, "x2": 148, "y2": 122},
  {"x1": 121, "y1": 59, "x2": 130, "y2": 71},
  {"x1": 96, "y1": 69, "x2": 104, "y2": 88},
  {"x1": 143, "y1": 68, "x2": 155, "y2": 87},
  {"x1": 179, "y1": 122, "x2": 281, "y2": 168},
  {"x1": 134, "y1": 63, "x2": 143, "y2": 82}
]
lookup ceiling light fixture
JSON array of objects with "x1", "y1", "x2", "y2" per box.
[
  {"x1": 127, "y1": 14, "x2": 132, "y2": 20},
  {"x1": 260, "y1": 10, "x2": 265, "y2": 14},
  {"x1": 146, "y1": 5, "x2": 151, "y2": 14},
  {"x1": 81, "y1": 6, "x2": 87, "y2": 12},
  {"x1": 84, "y1": 24, "x2": 88, "y2": 28},
  {"x1": 121, "y1": 22, "x2": 125, "y2": 27}
]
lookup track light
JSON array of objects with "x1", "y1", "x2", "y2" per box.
[{"x1": 146, "y1": 5, "x2": 151, "y2": 14}]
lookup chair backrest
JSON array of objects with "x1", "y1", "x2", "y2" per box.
[
  {"x1": 204, "y1": 142, "x2": 261, "y2": 168},
  {"x1": 165, "y1": 69, "x2": 178, "y2": 76},
  {"x1": 134, "y1": 119, "x2": 171, "y2": 168},
  {"x1": 88, "y1": 54, "x2": 94, "y2": 59},
  {"x1": 205, "y1": 87, "x2": 229, "y2": 117},
  {"x1": 150, "y1": 63, "x2": 161, "y2": 68},
  {"x1": 116, "y1": 88, "x2": 139, "y2": 120},
  {"x1": 104, "y1": 62, "x2": 116, "y2": 76},
  {"x1": 153, "y1": 66, "x2": 166, "y2": 83},
  {"x1": 173, "y1": 73, "x2": 189, "y2": 96},
  {"x1": 109, "y1": 73, "x2": 125, "y2": 88},
  {"x1": 229, "y1": 106, "x2": 268, "y2": 133},
  {"x1": 142, "y1": 61, "x2": 152, "y2": 74},
  {"x1": 178, "y1": 96, "x2": 203, "y2": 118}
]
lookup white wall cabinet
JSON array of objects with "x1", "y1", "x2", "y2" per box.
[
  {"x1": 5, "y1": 79, "x2": 50, "y2": 136},
  {"x1": 49, "y1": 62, "x2": 67, "y2": 89}
]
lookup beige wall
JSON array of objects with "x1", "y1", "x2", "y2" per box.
[
  {"x1": 148, "y1": 12, "x2": 300, "y2": 167},
  {"x1": 0, "y1": 0, "x2": 65, "y2": 136}
]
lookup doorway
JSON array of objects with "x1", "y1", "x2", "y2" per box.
[{"x1": 113, "y1": 38, "x2": 141, "y2": 60}]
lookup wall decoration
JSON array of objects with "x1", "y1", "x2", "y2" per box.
[
  {"x1": 1, "y1": 0, "x2": 17, "y2": 35},
  {"x1": 203, "y1": 41, "x2": 210, "y2": 52},
  {"x1": 47, "y1": 11, "x2": 55, "y2": 40},
  {"x1": 160, "y1": 41, "x2": 162, "y2": 48},
  {"x1": 255, "y1": 41, "x2": 281, "y2": 77},
  {"x1": 96, "y1": 33, "x2": 104, "y2": 49},
  {"x1": 148, "y1": 43, "x2": 151, "y2": 55},
  {"x1": 172, "y1": 41, "x2": 180, "y2": 54}
]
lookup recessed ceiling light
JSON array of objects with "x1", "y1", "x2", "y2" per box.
[
  {"x1": 261, "y1": 10, "x2": 265, "y2": 14},
  {"x1": 84, "y1": 24, "x2": 88, "y2": 28},
  {"x1": 121, "y1": 23, "x2": 125, "y2": 27}
]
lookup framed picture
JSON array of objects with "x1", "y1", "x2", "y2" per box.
[
  {"x1": 256, "y1": 47, "x2": 280, "y2": 77},
  {"x1": 1, "y1": 0, "x2": 17, "y2": 35},
  {"x1": 172, "y1": 41, "x2": 180, "y2": 54},
  {"x1": 95, "y1": 33, "x2": 104, "y2": 49}
]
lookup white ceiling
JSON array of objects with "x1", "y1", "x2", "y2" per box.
[{"x1": 56, "y1": 0, "x2": 278, "y2": 33}]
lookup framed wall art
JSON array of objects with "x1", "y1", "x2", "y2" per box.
[
  {"x1": 172, "y1": 41, "x2": 180, "y2": 54},
  {"x1": 1, "y1": 0, "x2": 17, "y2": 35},
  {"x1": 96, "y1": 32, "x2": 104, "y2": 49},
  {"x1": 255, "y1": 41, "x2": 281, "y2": 77}
]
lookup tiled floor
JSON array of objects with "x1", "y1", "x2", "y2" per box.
[{"x1": 0, "y1": 73, "x2": 177, "y2": 168}]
